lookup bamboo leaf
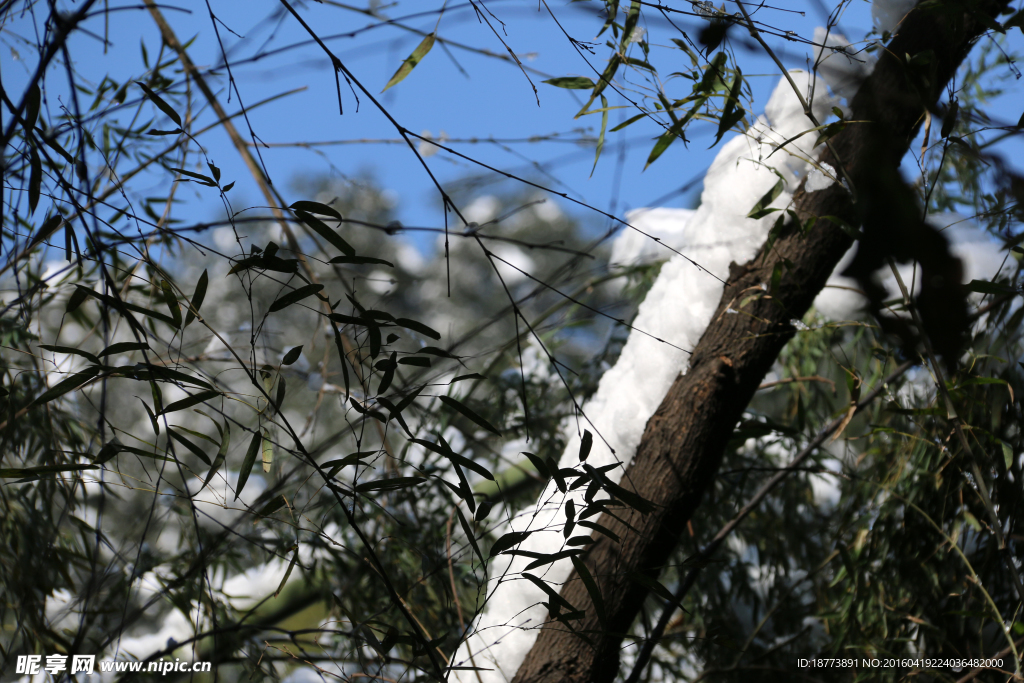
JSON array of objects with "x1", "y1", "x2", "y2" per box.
[
  {"x1": 136, "y1": 81, "x2": 182, "y2": 126},
  {"x1": 294, "y1": 209, "x2": 355, "y2": 257},
  {"x1": 160, "y1": 390, "x2": 220, "y2": 416},
  {"x1": 543, "y1": 77, "x2": 596, "y2": 90},
  {"x1": 355, "y1": 476, "x2": 426, "y2": 493},
  {"x1": 489, "y1": 530, "x2": 532, "y2": 557},
  {"x1": 383, "y1": 33, "x2": 436, "y2": 92},
  {"x1": 289, "y1": 200, "x2": 343, "y2": 221},
  {"x1": 268, "y1": 284, "x2": 324, "y2": 313},
  {"x1": 571, "y1": 555, "x2": 607, "y2": 624},
  {"x1": 394, "y1": 317, "x2": 441, "y2": 340},
  {"x1": 168, "y1": 428, "x2": 212, "y2": 466},
  {"x1": 235, "y1": 431, "x2": 262, "y2": 500},
  {"x1": 282, "y1": 346, "x2": 303, "y2": 366},
  {"x1": 30, "y1": 366, "x2": 101, "y2": 406},
  {"x1": 185, "y1": 269, "x2": 208, "y2": 327},
  {"x1": 747, "y1": 179, "x2": 784, "y2": 219},
  {"x1": 438, "y1": 395, "x2": 501, "y2": 435}
]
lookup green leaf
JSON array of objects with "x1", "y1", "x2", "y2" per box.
[
  {"x1": 235, "y1": 430, "x2": 262, "y2": 500},
  {"x1": 160, "y1": 390, "x2": 220, "y2": 416},
  {"x1": 289, "y1": 200, "x2": 342, "y2": 221},
  {"x1": 439, "y1": 395, "x2": 501, "y2": 435},
  {"x1": 355, "y1": 476, "x2": 426, "y2": 493},
  {"x1": 268, "y1": 284, "x2": 324, "y2": 313},
  {"x1": 592, "y1": 94, "x2": 609, "y2": 175},
  {"x1": 394, "y1": 317, "x2": 441, "y2": 340},
  {"x1": 1002, "y1": 441, "x2": 1014, "y2": 470},
  {"x1": 712, "y1": 67, "x2": 744, "y2": 147},
  {"x1": 747, "y1": 179, "x2": 784, "y2": 219},
  {"x1": 136, "y1": 81, "x2": 182, "y2": 126},
  {"x1": 383, "y1": 32, "x2": 436, "y2": 92},
  {"x1": 294, "y1": 209, "x2": 355, "y2": 257},
  {"x1": 489, "y1": 530, "x2": 532, "y2": 557},
  {"x1": 543, "y1": 76, "x2": 596, "y2": 90},
  {"x1": 282, "y1": 345, "x2": 303, "y2": 366},
  {"x1": 185, "y1": 269, "x2": 208, "y2": 327},
  {"x1": 398, "y1": 356, "x2": 431, "y2": 367},
  {"x1": 30, "y1": 366, "x2": 101, "y2": 406}
]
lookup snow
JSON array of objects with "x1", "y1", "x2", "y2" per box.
[
  {"x1": 450, "y1": 70, "x2": 838, "y2": 682},
  {"x1": 813, "y1": 29, "x2": 875, "y2": 107},
  {"x1": 806, "y1": 162, "x2": 837, "y2": 192}
]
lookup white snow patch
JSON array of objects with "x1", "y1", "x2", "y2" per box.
[
  {"x1": 451, "y1": 70, "x2": 837, "y2": 682},
  {"x1": 806, "y1": 162, "x2": 836, "y2": 192},
  {"x1": 611, "y1": 208, "x2": 695, "y2": 266}
]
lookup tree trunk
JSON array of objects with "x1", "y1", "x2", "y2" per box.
[{"x1": 511, "y1": 3, "x2": 1007, "y2": 681}]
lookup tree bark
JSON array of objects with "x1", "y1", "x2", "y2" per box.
[{"x1": 511, "y1": 3, "x2": 1008, "y2": 681}]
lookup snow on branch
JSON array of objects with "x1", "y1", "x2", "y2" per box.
[{"x1": 450, "y1": 69, "x2": 839, "y2": 683}]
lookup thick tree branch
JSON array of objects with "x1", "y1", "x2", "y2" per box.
[{"x1": 510, "y1": 2, "x2": 1008, "y2": 681}]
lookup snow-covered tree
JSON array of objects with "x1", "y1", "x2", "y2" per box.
[{"x1": 1, "y1": 1, "x2": 1022, "y2": 682}]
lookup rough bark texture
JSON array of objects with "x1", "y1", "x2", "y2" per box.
[{"x1": 511, "y1": 3, "x2": 1008, "y2": 682}]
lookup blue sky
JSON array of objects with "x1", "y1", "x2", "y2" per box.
[{"x1": 3, "y1": 0, "x2": 1021, "y2": 255}]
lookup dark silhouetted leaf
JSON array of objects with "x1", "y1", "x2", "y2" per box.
[
  {"x1": 185, "y1": 269, "x2": 208, "y2": 327},
  {"x1": 282, "y1": 345, "x2": 303, "y2": 366},
  {"x1": 38, "y1": 344, "x2": 100, "y2": 365},
  {"x1": 578, "y1": 430, "x2": 593, "y2": 462},
  {"x1": 0, "y1": 464, "x2": 99, "y2": 479},
  {"x1": 571, "y1": 556, "x2": 607, "y2": 624},
  {"x1": 235, "y1": 431, "x2": 262, "y2": 500},
  {"x1": 99, "y1": 342, "x2": 150, "y2": 357},
  {"x1": 394, "y1": 317, "x2": 441, "y2": 340},
  {"x1": 136, "y1": 81, "x2": 182, "y2": 126},
  {"x1": 160, "y1": 390, "x2": 219, "y2": 416},
  {"x1": 269, "y1": 283, "x2": 324, "y2": 312},
  {"x1": 490, "y1": 530, "x2": 533, "y2": 557},
  {"x1": 522, "y1": 451, "x2": 550, "y2": 478},
  {"x1": 355, "y1": 476, "x2": 426, "y2": 493},
  {"x1": 438, "y1": 395, "x2": 501, "y2": 435},
  {"x1": 31, "y1": 366, "x2": 101, "y2": 406},
  {"x1": 294, "y1": 209, "x2": 354, "y2": 257},
  {"x1": 329, "y1": 255, "x2": 394, "y2": 267}
]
